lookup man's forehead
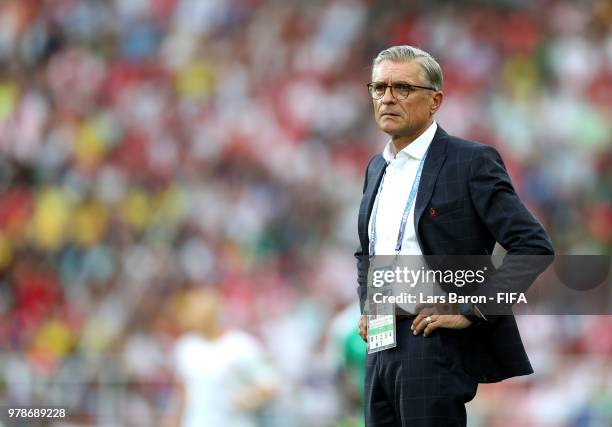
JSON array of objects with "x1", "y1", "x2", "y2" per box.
[{"x1": 373, "y1": 60, "x2": 422, "y2": 81}]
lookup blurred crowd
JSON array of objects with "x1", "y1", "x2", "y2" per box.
[{"x1": 0, "y1": 0, "x2": 610, "y2": 426}]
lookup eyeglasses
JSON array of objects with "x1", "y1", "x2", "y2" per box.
[{"x1": 367, "y1": 82, "x2": 437, "y2": 100}]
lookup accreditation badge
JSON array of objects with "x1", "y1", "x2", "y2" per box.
[
  {"x1": 366, "y1": 258, "x2": 398, "y2": 354},
  {"x1": 367, "y1": 314, "x2": 396, "y2": 353}
]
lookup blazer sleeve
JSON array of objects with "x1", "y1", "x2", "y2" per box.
[
  {"x1": 354, "y1": 156, "x2": 375, "y2": 314},
  {"x1": 468, "y1": 145, "x2": 554, "y2": 319},
  {"x1": 354, "y1": 244, "x2": 369, "y2": 314}
]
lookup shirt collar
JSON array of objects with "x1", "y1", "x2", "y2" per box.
[{"x1": 382, "y1": 121, "x2": 437, "y2": 163}]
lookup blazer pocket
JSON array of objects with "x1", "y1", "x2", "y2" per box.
[{"x1": 428, "y1": 199, "x2": 465, "y2": 219}]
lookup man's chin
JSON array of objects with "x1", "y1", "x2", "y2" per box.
[{"x1": 379, "y1": 124, "x2": 402, "y2": 135}]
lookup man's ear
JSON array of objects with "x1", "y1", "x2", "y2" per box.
[{"x1": 431, "y1": 91, "x2": 443, "y2": 115}]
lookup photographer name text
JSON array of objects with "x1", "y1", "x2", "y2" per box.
[{"x1": 371, "y1": 292, "x2": 527, "y2": 304}]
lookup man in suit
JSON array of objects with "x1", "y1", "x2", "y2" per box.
[{"x1": 355, "y1": 45, "x2": 554, "y2": 426}]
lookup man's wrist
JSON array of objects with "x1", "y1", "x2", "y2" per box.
[{"x1": 459, "y1": 303, "x2": 487, "y2": 326}]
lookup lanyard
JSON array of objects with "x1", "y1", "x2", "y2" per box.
[{"x1": 369, "y1": 151, "x2": 428, "y2": 257}]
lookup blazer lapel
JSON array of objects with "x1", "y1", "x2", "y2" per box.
[
  {"x1": 414, "y1": 126, "x2": 449, "y2": 236},
  {"x1": 358, "y1": 155, "x2": 387, "y2": 250}
]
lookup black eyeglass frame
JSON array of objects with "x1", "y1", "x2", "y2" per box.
[{"x1": 366, "y1": 82, "x2": 437, "y2": 100}]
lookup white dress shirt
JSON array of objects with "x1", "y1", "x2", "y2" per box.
[
  {"x1": 368, "y1": 121, "x2": 437, "y2": 256},
  {"x1": 368, "y1": 121, "x2": 439, "y2": 313}
]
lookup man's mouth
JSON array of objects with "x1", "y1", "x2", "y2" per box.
[{"x1": 380, "y1": 112, "x2": 400, "y2": 118}]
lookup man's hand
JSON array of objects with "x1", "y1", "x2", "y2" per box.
[
  {"x1": 358, "y1": 315, "x2": 368, "y2": 342},
  {"x1": 411, "y1": 303, "x2": 472, "y2": 337}
]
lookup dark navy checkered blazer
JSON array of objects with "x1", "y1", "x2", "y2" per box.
[{"x1": 355, "y1": 126, "x2": 554, "y2": 383}]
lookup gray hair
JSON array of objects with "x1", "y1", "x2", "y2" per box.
[{"x1": 372, "y1": 45, "x2": 443, "y2": 90}]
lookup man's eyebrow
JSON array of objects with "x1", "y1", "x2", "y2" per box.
[{"x1": 372, "y1": 80, "x2": 412, "y2": 84}]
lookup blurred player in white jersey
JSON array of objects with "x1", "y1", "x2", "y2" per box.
[{"x1": 164, "y1": 288, "x2": 278, "y2": 427}]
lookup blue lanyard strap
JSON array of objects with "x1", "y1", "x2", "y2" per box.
[{"x1": 369, "y1": 150, "x2": 428, "y2": 257}]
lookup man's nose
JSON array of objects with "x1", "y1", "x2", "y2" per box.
[{"x1": 381, "y1": 86, "x2": 396, "y2": 104}]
